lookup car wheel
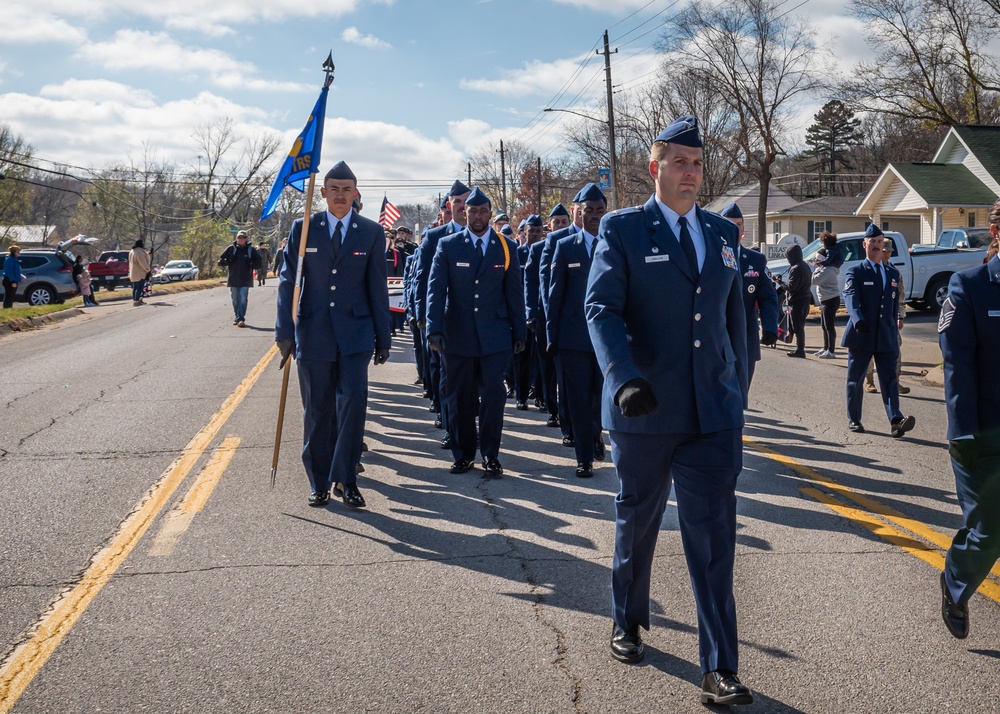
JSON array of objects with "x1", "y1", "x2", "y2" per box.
[
  {"x1": 925, "y1": 275, "x2": 951, "y2": 312},
  {"x1": 28, "y1": 285, "x2": 56, "y2": 306}
]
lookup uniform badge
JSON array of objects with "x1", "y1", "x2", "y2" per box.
[
  {"x1": 744, "y1": 269, "x2": 760, "y2": 279},
  {"x1": 938, "y1": 296, "x2": 955, "y2": 332},
  {"x1": 748, "y1": 284, "x2": 756, "y2": 294},
  {"x1": 721, "y1": 245, "x2": 737, "y2": 270}
]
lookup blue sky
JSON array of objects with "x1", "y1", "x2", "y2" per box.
[{"x1": 0, "y1": 0, "x2": 871, "y2": 207}]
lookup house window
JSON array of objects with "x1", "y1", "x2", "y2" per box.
[
  {"x1": 772, "y1": 221, "x2": 781, "y2": 242},
  {"x1": 881, "y1": 222, "x2": 889, "y2": 231},
  {"x1": 807, "y1": 220, "x2": 832, "y2": 242},
  {"x1": 968, "y1": 212, "x2": 976, "y2": 227}
]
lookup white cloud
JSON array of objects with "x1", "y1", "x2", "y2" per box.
[
  {"x1": 0, "y1": 6, "x2": 88, "y2": 44},
  {"x1": 461, "y1": 57, "x2": 590, "y2": 97},
  {"x1": 341, "y1": 27, "x2": 392, "y2": 50},
  {"x1": 549, "y1": 0, "x2": 654, "y2": 10},
  {"x1": 74, "y1": 30, "x2": 310, "y2": 92}
]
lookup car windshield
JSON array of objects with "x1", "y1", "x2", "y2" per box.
[{"x1": 164, "y1": 261, "x2": 192, "y2": 269}]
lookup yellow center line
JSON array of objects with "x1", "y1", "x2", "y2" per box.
[
  {"x1": 148, "y1": 436, "x2": 241, "y2": 558},
  {"x1": 745, "y1": 436, "x2": 1000, "y2": 603},
  {"x1": 0, "y1": 346, "x2": 276, "y2": 712}
]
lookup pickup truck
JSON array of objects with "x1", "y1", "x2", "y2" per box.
[
  {"x1": 88, "y1": 251, "x2": 130, "y2": 291},
  {"x1": 910, "y1": 226, "x2": 991, "y2": 253},
  {"x1": 766, "y1": 231, "x2": 985, "y2": 311}
]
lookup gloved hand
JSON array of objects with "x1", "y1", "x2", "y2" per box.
[
  {"x1": 856, "y1": 320, "x2": 870, "y2": 334},
  {"x1": 615, "y1": 378, "x2": 658, "y2": 418},
  {"x1": 374, "y1": 347, "x2": 390, "y2": 365},
  {"x1": 408, "y1": 316, "x2": 417, "y2": 328},
  {"x1": 761, "y1": 331, "x2": 778, "y2": 347},
  {"x1": 949, "y1": 437, "x2": 978, "y2": 472},
  {"x1": 277, "y1": 339, "x2": 295, "y2": 369},
  {"x1": 526, "y1": 319, "x2": 538, "y2": 333},
  {"x1": 417, "y1": 320, "x2": 426, "y2": 331},
  {"x1": 546, "y1": 343, "x2": 558, "y2": 356},
  {"x1": 428, "y1": 333, "x2": 446, "y2": 352},
  {"x1": 513, "y1": 340, "x2": 526, "y2": 354}
]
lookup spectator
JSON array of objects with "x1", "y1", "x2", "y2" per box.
[
  {"x1": 256, "y1": 241, "x2": 272, "y2": 286},
  {"x1": 811, "y1": 233, "x2": 840, "y2": 358},
  {"x1": 272, "y1": 238, "x2": 287, "y2": 277},
  {"x1": 783, "y1": 243, "x2": 812, "y2": 358},
  {"x1": 218, "y1": 230, "x2": 262, "y2": 327},
  {"x1": 3, "y1": 244, "x2": 22, "y2": 309},
  {"x1": 128, "y1": 239, "x2": 152, "y2": 307},
  {"x1": 816, "y1": 230, "x2": 844, "y2": 269},
  {"x1": 73, "y1": 255, "x2": 99, "y2": 307}
]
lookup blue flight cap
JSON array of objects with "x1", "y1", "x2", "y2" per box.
[
  {"x1": 449, "y1": 179, "x2": 471, "y2": 197},
  {"x1": 720, "y1": 202, "x2": 743, "y2": 219},
  {"x1": 864, "y1": 224, "x2": 884, "y2": 238},
  {"x1": 465, "y1": 187, "x2": 491, "y2": 207},
  {"x1": 525, "y1": 214, "x2": 543, "y2": 227},
  {"x1": 325, "y1": 161, "x2": 357, "y2": 181},
  {"x1": 440, "y1": 196, "x2": 449, "y2": 209},
  {"x1": 575, "y1": 183, "x2": 607, "y2": 204},
  {"x1": 500, "y1": 224, "x2": 514, "y2": 237},
  {"x1": 549, "y1": 203, "x2": 570, "y2": 218},
  {"x1": 518, "y1": 219, "x2": 527, "y2": 231},
  {"x1": 654, "y1": 115, "x2": 702, "y2": 147}
]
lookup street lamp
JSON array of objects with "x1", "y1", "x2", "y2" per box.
[{"x1": 544, "y1": 107, "x2": 618, "y2": 210}]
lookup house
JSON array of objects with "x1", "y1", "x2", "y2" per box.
[
  {"x1": 856, "y1": 125, "x2": 1000, "y2": 246},
  {"x1": 704, "y1": 183, "x2": 799, "y2": 246},
  {"x1": 0, "y1": 225, "x2": 62, "y2": 248}
]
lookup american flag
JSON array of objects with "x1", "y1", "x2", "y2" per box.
[{"x1": 379, "y1": 196, "x2": 400, "y2": 229}]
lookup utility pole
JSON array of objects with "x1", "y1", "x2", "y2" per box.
[
  {"x1": 599, "y1": 30, "x2": 619, "y2": 210},
  {"x1": 499, "y1": 140, "x2": 507, "y2": 215},
  {"x1": 536, "y1": 157, "x2": 542, "y2": 215},
  {"x1": 467, "y1": 162, "x2": 472, "y2": 187}
]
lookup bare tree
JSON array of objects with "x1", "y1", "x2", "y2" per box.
[
  {"x1": 466, "y1": 139, "x2": 538, "y2": 217},
  {"x1": 0, "y1": 123, "x2": 34, "y2": 244},
  {"x1": 664, "y1": 0, "x2": 828, "y2": 241}
]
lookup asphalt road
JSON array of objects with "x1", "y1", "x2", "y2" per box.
[{"x1": 1, "y1": 287, "x2": 998, "y2": 713}]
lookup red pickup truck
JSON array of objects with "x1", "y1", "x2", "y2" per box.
[{"x1": 88, "y1": 251, "x2": 130, "y2": 291}]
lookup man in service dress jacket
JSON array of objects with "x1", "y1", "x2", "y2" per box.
[{"x1": 585, "y1": 116, "x2": 754, "y2": 707}]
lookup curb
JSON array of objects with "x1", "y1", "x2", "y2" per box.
[{"x1": 0, "y1": 308, "x2": 86, "y2": 337}]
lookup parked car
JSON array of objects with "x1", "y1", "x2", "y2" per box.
[
  {"x1": 1, "y1": 250, "x2": 76, "y2": 306},
  {"x1": 910, "y1": 227, "x2": 992, "y2": 253},
  {"x1": 152, "y1": 260, "x2": 200, "y2": 283},
  {"x1": 87, "y1": 251, "x2": 131, "y2": 291},
  {"x1": 766, "y1": 230, "x2": 985, "y2": 311}
]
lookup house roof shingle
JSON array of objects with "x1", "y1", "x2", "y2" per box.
[{"x1": 891, "y1": 162, "x2": 998, "y2": 206}]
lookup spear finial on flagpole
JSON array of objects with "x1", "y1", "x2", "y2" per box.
[{"x1": 323, "y1": 51, "x2": 335, "y2": 86}]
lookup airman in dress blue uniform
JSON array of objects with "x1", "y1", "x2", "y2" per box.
[
  {"x1": 547, "y1": 184, "x2": 608, "y2": 477},
  {"x1": 586, "y1": 116, "x2": 754, "y2": 706},
  {"x1": 275, "y1": 161, "x2": 391, "y2": 509},
  {"x1": 938, "y1": 237, "x2": 1000, "y2": 639},
  {"x1": 842, "y1": 225, "x2": 916, "y2": 437},
  {"x1": 426, "y1": 188, "x2": 527, "y2": 477},
  {"x1": 511, "y1": 223, "x2": 534, "y2": 410},
  {"x1": 720, "y1": 202, "x2": 780, "y2": 388},
  {"x1": 524, "y1": 215, "x2": 561, "y2": 425}
]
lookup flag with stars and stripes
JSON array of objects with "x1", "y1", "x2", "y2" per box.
[{"x1": 379, "y1": 196, "x2": 400, "y2": 229}]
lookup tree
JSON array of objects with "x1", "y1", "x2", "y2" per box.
[
  {"x1": 0, "y1": 123, "x2": 34, "y2": 244},
  {"x1": 466, "y1": 139, "x2": 537, "y2": 217},
  {"x1": 664, "y1": 0, "x2": 828, "y2": 243},
  {"x1": 171, "y1": 212, "x2": 231, "y2": 277},
  {"x1": 803, "y1": 100, "x2": 863, "y2": 194}
]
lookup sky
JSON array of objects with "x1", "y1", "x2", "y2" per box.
[{"x1": 0, "y1": 0, "x2": 874, "y2": 209}]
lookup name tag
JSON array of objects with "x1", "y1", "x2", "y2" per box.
[
  {"x1": 864, "y1": 281, "x2": 874, "y2": 286},
  {"x1": 306, "y1": 248, "x2": 318, "y2": 253},
  {"x1": 456, "y1": 262, "x2": 470, "y2": 268},
  {"x1": 645, "y1": 255, "x2": 670, "y2": 263},
  {"x1": 568, "y1": 263, "x2": 581, "y2": 268},
  {"x1": 989, "y1": 310, "x2": 1000, "y2": 317}
]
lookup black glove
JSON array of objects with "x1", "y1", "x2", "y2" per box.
[
  {"x1": 513, "y1": 340, "x2": 526, "y2": 354},
  {"x1": 277, "y1": 339, "x2": 295, "y2": 369},
  {"x1": 761, "y1": 331, "x2": 778, "y2": 347},
  {"x1": 949, "y1": 438, "x2": 978, "y2": 472},
  {"x1": 417, "y1": 320, "x2": 426, "y2": 331},
  {"x1": 374, "y1": 347, "x2": 390, "y2": 365},
  {"x1": 427, "y1": 333, "x2": 445, "y2": 352},
  {"x1": 526, "y1": 319, "x2": 538, "y2": 333},
  {"x1": 615, "y1": 378, "x2": 658, "y2": 418},
  {"x1": 408, "y1": 316, "x2": 417, "y2": 328},
  {"x1": 856, "y1": 320, "x2": 870, "y2": 334},
  {"x1": 546, "y1": 343, "x2": 558, "y2": 356}
]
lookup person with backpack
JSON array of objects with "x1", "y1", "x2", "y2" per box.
[{"x1": 218, "y1": 230, "x2": 262, "y2": 327}]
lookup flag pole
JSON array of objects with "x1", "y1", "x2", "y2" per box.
[{"x1": 271, "y1": 54, "x2": 335, "y2": 489}]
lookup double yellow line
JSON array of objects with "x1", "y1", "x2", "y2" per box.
[
  {"x1": 0, "y1": 345, "x2": 277, "y2": 712},
  {"x1": 745, "y1": 436, "x2": 1000, "y2": 603}
]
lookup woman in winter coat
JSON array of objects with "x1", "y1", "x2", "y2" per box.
[
  {"x1": 128, "y1": 239, "x2": 152, "y2": 306},
  {"x1": 811, "y1": 232, "x2": 841, "y2": 358},
  {"x1": 784, "y1": 243, "x2": 812, "y2": 358}
]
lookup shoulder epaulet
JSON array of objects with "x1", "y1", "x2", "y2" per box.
[{"x1": 607, "y1": 205, "x2": 642, "y2": 217}]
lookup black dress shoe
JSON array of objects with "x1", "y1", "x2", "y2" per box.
[
  {"x1": 428, "y1": 404, "x2": 437, "y2": 412},
  {"x1": 534, "y1": 398, "x2": 544, "y2": 409},
  {"x1": 413, "y1": 376, "x2": 424, "y2": 385},
  {"x1": 701, "y1": 670, "x2": 753, "y2": 706},
  {"x1": 546, "y1": 415, "x2": 560, "y2": 427},
  {"x1": 506, "y1": 388, "x2": 514, "y2": 398},
  {"x1": 891, "y1": 414, "x2": 916, "y2": 439},
  {"x1": 356, "y1": 463, "x2": 365, "y2": 473},
  {"x1": 562, "y1": 436, "x2": 575, "y2": 447},
  {"x1": 610, "y1": 623, "x2": 644, "y2": 663},
  {"x1": 422, "y1": 390, "x2": 431, "y2": 398},
  {"x1": 440, "y1": 435, "x2": 452, "y2": 449},
  {"x1": 515, "y1": 401, "x2": 528, "y2": 410},
  {"x1": 786, "y1": 350, "x2": 805, "y2": 358},
  {"x1": 434, "y1": 416, "x2": 443, "y2": 428},
  {"x1": 941, "y1": 572, "x2": 969, "y2": 639},
  {"x1": 848, "y1": 421, "x2": 865, "y2": 433},
  {"x1": 361, "y1": 441, "x2": 369, "y2": 452},
  {"x1": 594, "y1": 438, "x2": 606, "y2": 461},
  {"x1": 332, "y1": 483, "x2": 344, "y2": 498},
  {"x1": 341, "y1": 482, "x2": 366, "y2": 508},
  {"x1": 450, "y1": 459, "x2": 474, "y2": 474},
  {"x1": 482, "y1": 457, "x2": 503, "y2": 478},
  {"x1": 307, "y1": 490, "x2": 330, "y2": 507},
  {"x1": 575, "y1": 463, "x2": 593, "y2": 478}
]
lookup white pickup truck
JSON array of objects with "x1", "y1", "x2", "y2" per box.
[{"x1": 766, "y1": 231, "x2": 987, "y2": 310}]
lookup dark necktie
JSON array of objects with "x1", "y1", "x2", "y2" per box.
[
  {"x1": 874, "y1": 262, "x2": 883, "y2": 289},
  {"x1": 588, "y1": 238, "x2": 595, "y2": 260},
  {"x1": 677, "y1": 216, "x2": 699, "y2": 275},
  {"x1": 473, "y1": 237, "x2": 484, "y2": 271},
  {"x1": 332, "y1": 220, "x2": 343, "y2": 259}
]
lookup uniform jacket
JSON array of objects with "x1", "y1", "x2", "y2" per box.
[
  {"x1": 938, "y1": 256, "x2": 1000, "y2": 442},
  {"x1": 413, "y1": 222, "x2": 460, "y2": 325},
  {"x1": 275, "y1": 210, "x2": 391, "y2": 360},
  {"x1": 426, "y1": 228, "x2": 527, "y2": 357},
  {"x1": 841, "y1": 259, "x2": 901, "y2": 353},
  {"x1": 523, "y1": 241, "x2": 545, "y2": 324},
  {"x1": 740, "y1": 247, "x2": 779, "y2": 362},
  {"x1": 586, "y1": 196, "x2": 748, "y2": 435},
  {"x1": 539, "y1": 224, "x2": 579, "y2": 314},
  {"x1": 218, "y1": 242, "x2": 261, "y2": 288},
  {"x1": 402, "y1": 253, "x2": 418, "y2": 320},
  {"x1": 385, "y1": 248, "x2": 405, "y2": 278},
  {"x1": 547, "y1": 234, "x2": 597, "y2": 352}
]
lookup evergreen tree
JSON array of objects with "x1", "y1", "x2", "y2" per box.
[{"x1": 804, "y1": 100, "x2": 862, "y2": 179}]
